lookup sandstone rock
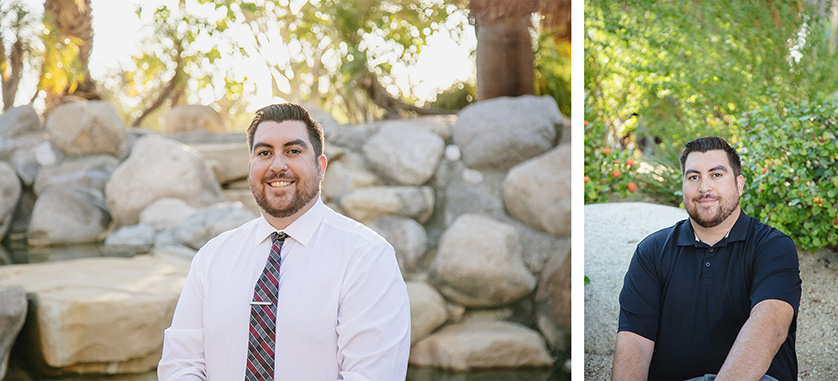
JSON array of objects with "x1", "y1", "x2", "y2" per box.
[
  {"x1": 535, "y1": 249, "x2": 571, "y2": 352},
  {"x1": 34, "y1": 154, "x2": 120, "y2": 196},
  {"x1": 0, "y1": 162, "x2": 21, "y2": 240},
  {"x1": 362, "y1": 123, "x2": 444, "y2": 185},
  {"x1": 105, "y1": 135, "x2": 225, "y2": 226},
  {"x1": 340, "y1": 186, "x2": 435, "y2": 224},
  {"x1": 104, "y1": 224, "x2": 156, "y2": 254},
  {"x1": 0, "y1": 255, "x2": 190, "y2": 374},
  {"x1": 138, "y1": 198, "x2": 198, "y2": 232},
  {"x1": 45, "y1": 101, "x2": 127, "y2": 157},
  {"x1": 162, "y1": 105, "x2": 226, "y2": 133},
  {"x1": 27, "y1": 186, "x2": 110, "y2": 246},
  {"x1": 409, "y1": 320, "x2": 554, "y2": 370},
  {"x1": 369, "y1": 215, "x2": 428, "y2": 277},
  {"x1": 504, "y1": 144, "x2": 570, "y2": 237},
  {"x1": 584, "y1": 203, "x2": 687, "y2": 355},
  {"x1": 321, "y1": 151, "x2": 381, "y2": 202},
  {"x1": 406, "y1": 281, "x2": 448, "y2": 344},
  {"x1": 0, "y1": 286, "x2": 27, "y2": 380},
  {"x1": 172, "y1": 202, "x2": 257, "y2": 250},
  {"x1": 429, "y1": 214, "x2": 535, "y2": 307},
  {"x1": 0, "y1": 105, "x2": 41, "y2": 139},
  {"x1": 453, "y1": 95, "x2": 560, "y2": 170},
  {"x1": 190, "y1": 141, "x2": 249, "y2": 185}
]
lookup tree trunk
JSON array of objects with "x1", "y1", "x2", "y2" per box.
[
  {"x1": 470, "y1": 0, "x2": 538, "y2": 100},
  {"x1": 43, "y1": 0, "x2": 98, "y2": 106}
]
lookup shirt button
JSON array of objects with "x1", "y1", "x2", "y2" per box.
[
  {"x1": 705, "y1": 261, "x2": 711, "y2": 267},
  {"x1": 709, "y1": 248, "x2": 714, "y2": 253}
]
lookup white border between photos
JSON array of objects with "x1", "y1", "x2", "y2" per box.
[{"x1": 570, "y1": 0, "x2": 585, "y2": 379}]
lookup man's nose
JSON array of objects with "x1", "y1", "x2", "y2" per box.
[{"x1": 269, "y1": 155, "x2": 288, "y2": 172}]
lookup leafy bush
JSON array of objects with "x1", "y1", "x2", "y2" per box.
[
  {"x1": 739, "y1": 95, "x2": 838, "y2": 251},
  {"x1": 584, "y1": 119, "x2": 641, "y2": 203}
]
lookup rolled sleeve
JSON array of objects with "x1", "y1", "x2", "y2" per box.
[{"x1": 336, "y1": 242, "x2": 411, "y2": 381}]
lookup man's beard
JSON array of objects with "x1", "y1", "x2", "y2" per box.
[
  {"x1": 685, "y1": 193, "x2": 739, "y2": 228},
  {"x1": 250, "y1": 172, "x2": 321, "y2": 219}
]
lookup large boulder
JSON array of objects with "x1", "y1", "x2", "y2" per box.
[
  {"x1": 584, "y1": 203, "x2": 687, "y2": 358},
  {"x1": 189, "y1": 141, "x2": 249, "y2": 185},
  {"x1": 535, "y1": 249, "x2": 571, "y2": 352},
  {"x1": 161, "y1": 105, "x2": 226, "y2": 133},
  {"x1": 138, "y1": 198, "x2": 198, "y2": 232},
  {"x1": 362, "y1": 122, "x2": 445, "y2": 185},
  {"x1": 406, "y1": 281, "x2": 448, "y2": 345},
  {"x1": 453, "y1": 95, "x2": 560, "y2": 171},
  {"x1": 321, "y1": 151, "x2": 381, "y2": 202},
  {"x1": 409, "y1": 320, "x2": 554, "y2": 371},
  {"x1": 9, "y1": 140, "x2": 63, "y2": 186},
  {"x1": 105, "y1": 135, "x2": 225, "y2": 226},
  {"x1": 33, "y1": 154, "x2": 120, "y2": 196},
  {"x1": 0, "y1": 286, "x2": 27, "y2": 380},
  {"x1": 27, "y1": 186, "x2": 110, "y2": 246},
  {"x1": 172, "y1": 202, "x2": 257, "y2": 250},
  {"x1": 0, "y1": 162, "x2": 21, "y2": 240},
  {"x1": 504, "y1": 144, "x2": 571, "y2": 237},
  {"x1": 368, "y1": 215, "x2": 428, "y2": 277},
  {"x1": 104, "y1": 224, "x2": 156, "y2": 255},
  {"x1": 44, "y1": 101, "x2": 127, "y2": 157},
  {"x1": 340, "y1": 186, "x2": 435, "y2": 224},
  {"x1": 429, "y1": 214, "x2": 535, "y2": 307},
  {"x1": 0, "y1": 255, "x2": 189, "y2": 375},
  {"x1": 0, "y1": 105, "x2": 41, "y2": 140}
]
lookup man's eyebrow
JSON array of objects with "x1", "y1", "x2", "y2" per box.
[
  {"x1": 684, "y1": 165, "x2": 728, "y2": 176},
  {"x1": 284, "y1": 139, "x2": 308, "y2": 149},
  {"x1": 252, "y1": 142, "x2": 273, "y2": 151}
]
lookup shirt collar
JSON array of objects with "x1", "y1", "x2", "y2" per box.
[
  {"x1": 677, "y1": 209, "x2": 750, "y2": 247},
  {"x1": 253, "y1": 197, "x2": 326, "y2": 249}
]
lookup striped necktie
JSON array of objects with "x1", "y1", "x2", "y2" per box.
[{"x1": 245, "y1": 231, "x2": 287, "y2": 380}]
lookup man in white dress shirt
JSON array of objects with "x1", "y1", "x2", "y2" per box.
[{"x1": 158, "y1": 103, "x2": 411, "y2": 380}]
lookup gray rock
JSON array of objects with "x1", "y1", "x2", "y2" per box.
[
  {"x1": 406, "y1": 281, "x2": 448, "y2": 344},
  {"x1": 504, "y1": 144, "x2": 571, "y2": 237},
  {"x1": 321, "y1": 151, "x2": 381, "y2": 202},
  {"x1": 105, "y1": 134, "x2": 225, "y2": 227},
  {"x1": 453, "y1": 95, "x2": 560, "y2": 170},
  {"x1": 139, "y1": 198, "x2": 199, "y2": 232},
  {"x1": 535, "y1": 249, "x2": 571, "y2": 353},
  {"x1": 0, "y1": 162, "x2": 21, "y2": 240},
  {"x1": 409, "y1": 320, "x2": 554, "y2": 370},
  {"x1": 301, "y1": 102, "x2": 340, "y2": 132},
  {"x1": 369, "y1": 215, "x2": 428, "y2": 277},
  {"x1": 173, "y1": 202, "x2": 257, "y2": 250},
  {"x1": 363, "y1": 123, "x2": 445, "y2": 185},
  {"x1": 34, "y1": 154, "x2": 120, "y2": 196},
  {"x1": 9, "y1": 140, "x2": 63, "y2": 186},
  {"x1": 189, "y1": 141, "x2": 249, "y2": 185},
  {"x1": 326, "y1": 123, "x2": 377, "y2": 152},
  {"x1": 27, "y1": 186, "x2": 111, "y2": 246},
  {"x1": 105, "y1": 224, "x2": 156, "y2": 254},
  {"x1": 45, "y1": 101, "x2": 127, "y2": 157},
  {"x1": 0, "y1": 286, "x2": 27, "y2": 380},
  {"x1": 512, "y1": 221, "x2": 570, "y2": 276},
  {"x1": 162, "y1": 105, "x2": 227, "y2": 133},
  {"x1": 429, "y1": 214, "x2": 535, "y2": 307},
  {"x1": 222, "y1": 189, "x2": 260, "y2": 216},
  {"x1": 0, "y1": 131, "x2": 47, "y2": 162},
  {"x1": 0, "y1": 104, "x2": 41, "y2": 139},
  {"x1": 340, "y1": 186, "x2": 435, "y2": 224},
  {"x1": 584, "y1": 203, "x2": 687, "y2": 356}
]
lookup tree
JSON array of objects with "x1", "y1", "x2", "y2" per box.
[
  {"x1": 0, "y1": 1, "x2": 31, "y2": 110},
  {"x1": 39, "y1": 0, "x2": 98, "y2": 108}
]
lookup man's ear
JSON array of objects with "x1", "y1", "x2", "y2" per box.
[
  {"x1": 736, "y1": 174, "x2": 745, "y2": 196},
  {"x1": 318, "y1": 155, "x2": 328, "y2": 176}
]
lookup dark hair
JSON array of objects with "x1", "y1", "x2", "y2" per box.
[
  {"x1": 679, "y1": 136, "x2": 741, "y2": 176},
  {"x1": 246, "y1": 103, "x2": 324, "y2": 158}
]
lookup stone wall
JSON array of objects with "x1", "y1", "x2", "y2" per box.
[{"x1": 0, "y1": 96, "x2": 571, "y2": 376}]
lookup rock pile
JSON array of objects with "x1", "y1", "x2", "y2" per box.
[{"x1": 0, "y1": 95, "x2": 571, "y2": 376}]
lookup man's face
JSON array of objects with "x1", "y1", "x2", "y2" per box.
[
  {"x1": 682, "y1": 150, "x2": 745, "y2": 228},
  {"x1": 248, "y1": 120, "x2": 326, "y2": 220}
]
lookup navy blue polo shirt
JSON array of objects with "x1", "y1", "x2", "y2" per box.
[{"x1": 618, "y1": 209, "x2": 801, "y2": 380}]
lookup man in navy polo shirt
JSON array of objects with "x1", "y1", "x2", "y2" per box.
[{"x1": 612, "y1": 137, "x2": 801, "y2": 381}]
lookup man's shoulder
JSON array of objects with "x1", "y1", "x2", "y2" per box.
[
  {"x1": 637, "y1": 218, "x2": 689, "y2": 252},
  {"x1": 320, "y1": 207, "x2": 391, "y2": 249}
]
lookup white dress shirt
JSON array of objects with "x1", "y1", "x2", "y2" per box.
[{"x1": 158, "y1": 198, "x2": 411, "y2": 380}]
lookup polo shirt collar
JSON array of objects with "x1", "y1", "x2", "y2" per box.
[
  {"x1": 253, "y1": 197, "x2": 326, "y2": 249},
  {"x1": 677, "y1": 209, "x2": 750, "y2": 247}
]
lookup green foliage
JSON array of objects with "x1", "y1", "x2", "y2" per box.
[
  {"x1": 584, "y1": 117, "x2": 641, "y2": 203},
  {"x1": 429, "y1": 80, "x2": 474, "y2": 110},
  {"x1": 535, "y1": 30, "x2": 571, "y2": 117},
  {"x1": 586, "y1": 0, "x2": 838, "y2": 207},
  {"x1": 739, "y1": 95, "x2": 838, "y2": 252}
]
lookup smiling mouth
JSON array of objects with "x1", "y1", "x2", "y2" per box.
[{"x1": 268, "y1": 180, "x2": 292, "y2": 188}]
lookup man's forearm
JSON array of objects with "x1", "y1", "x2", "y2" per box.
[
  {"x1": 716, "y1": 299, "x2": 793, "y2": 381},
  {"x1": 612, "y1": 331, "x2": 655, "y2": 381}
]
